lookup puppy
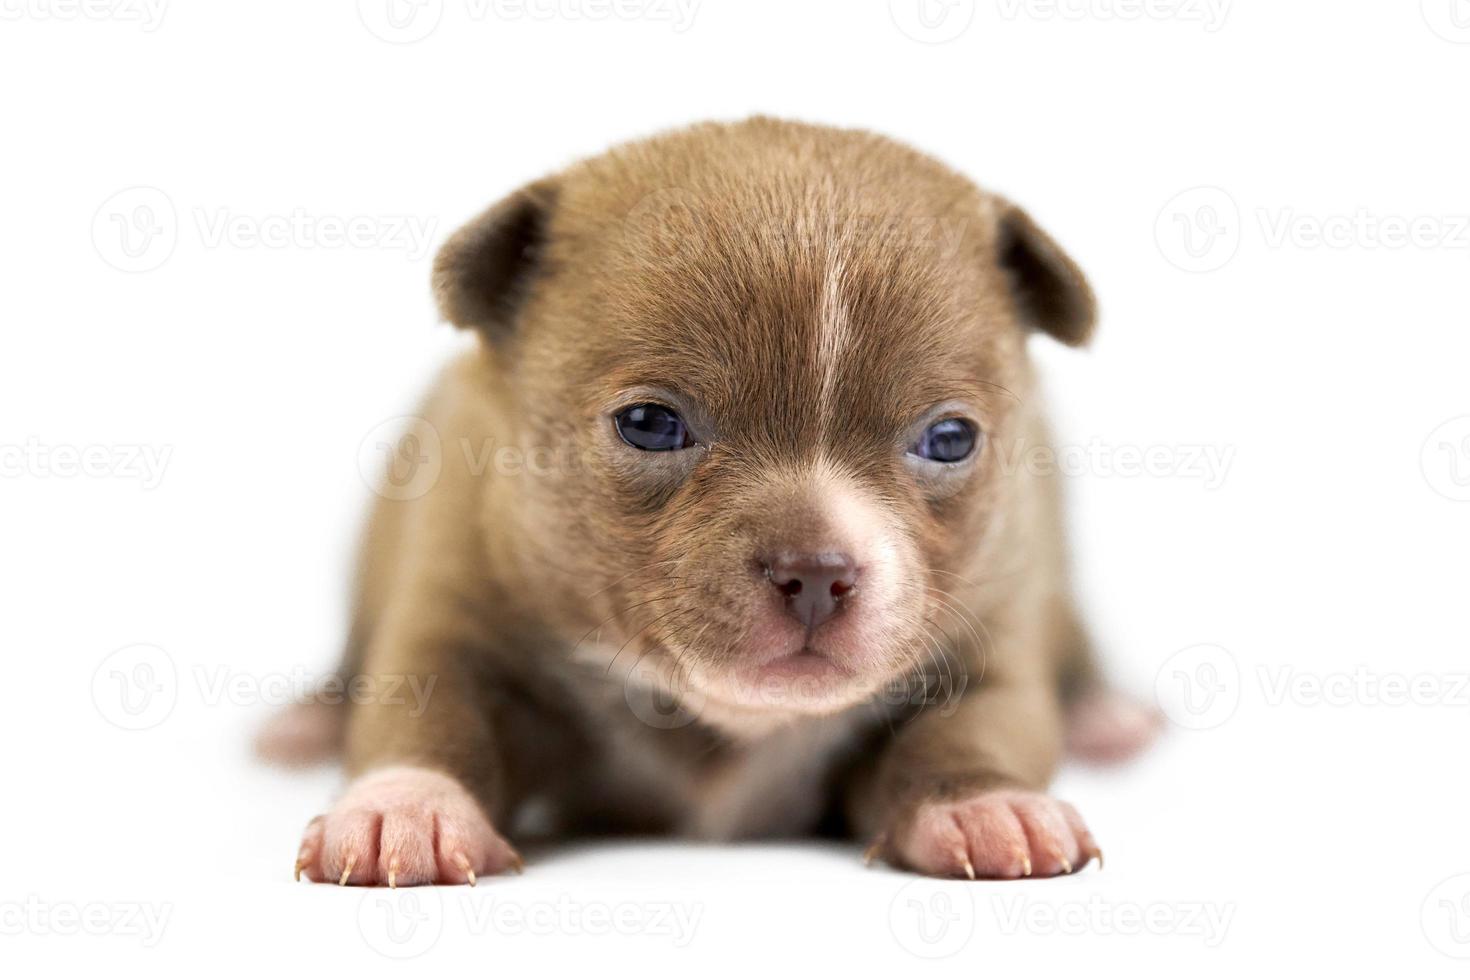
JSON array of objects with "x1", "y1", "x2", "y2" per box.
[{"x1": 262, "y1": 117, "x2": 1158, "y2": 886}]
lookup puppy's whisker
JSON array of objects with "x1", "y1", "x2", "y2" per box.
[
  {"x1": 923, "y1": 586, "x2": 984, "y2": 638},
  {"x1": 921, "y1": 616, "x2": 969, "y2": 704},
  {"x1": 573, "y1": 593, "x2": 682, "y2": 666},
  {"x1": 923, "y1": 589, "x2": 989, "y2": 661},
  {"x1": 577, "y1": 593, "x2": 679, "y2": 643},
  {"x1": 928, "y1": 564, "x2": 1028, "y2": 592},
  {"x1": 606, "y1": 605, "x2": 687, "y2": 676},
  {"x1": 585, "y1": 559, "x2": 686, "y2": 599},
  {"x1": 929, "y1": 599, "x2": 989, "y2": 675},
  {"x1": 925, "y1": 599, "x2": 990, "y2": 688},
  {"x1": 916, "y1": 621, "x2": 958, "y2": 708},
  {"x1": 927, "y1": 567, "x2": 982, "y2": 590}
]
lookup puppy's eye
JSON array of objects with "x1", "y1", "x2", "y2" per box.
[
  {"x1": 910, "y1": 418, "x2": 978, "y2": 463},
  {"x1": 614, "y1": 403, "x2": 695, "y2": 451}
]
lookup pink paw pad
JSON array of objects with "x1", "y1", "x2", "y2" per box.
[
  {"x1": 883, "y1": 790, "x2": 1101, "y2": 880},
  {"x1": 295, "y1": 766, "x2": 521, "y2": 886}
]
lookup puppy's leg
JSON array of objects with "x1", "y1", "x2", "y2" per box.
[
  {"x1": 294, "y1": 621, "x2": 523, "y2": 887},
  {"x1": 851, "y1": 672, "x2": 1101, "y2": 880},
  {"x1": 1054, "y1": 596, "x2": 1162, "y2": 765}
]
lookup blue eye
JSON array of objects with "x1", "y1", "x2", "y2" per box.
[
  {"x1": 911, "y1": 418, "x2": 979, "y2": 463},
  {"x1": 614, "y1": 403, "x2": 694, "y2": 451}
]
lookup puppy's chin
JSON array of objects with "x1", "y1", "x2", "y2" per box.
[
  {"x1": 652, "y1": 600, "x2": 916, "y2": 727},
  {"x1": 700, "y1": 653, "x2": 876, "y2": 715},
  {"x1": 605, "y1": 596, "x2": 921, "y2": 737},
  {"x1": 673, "y1": 634, "x2": 911, "y2": 732}
]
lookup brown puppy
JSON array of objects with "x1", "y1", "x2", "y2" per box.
[{"x1": 265, "y1": 117, "x2": 1158, "y2": 886}]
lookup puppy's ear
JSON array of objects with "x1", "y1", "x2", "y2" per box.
[
  {"x1": 432, "y1": 179, "x2": 558, "y2": 341},
  {"x1": 995, "y1": 201, "x2": 1097, "y2": 347}
]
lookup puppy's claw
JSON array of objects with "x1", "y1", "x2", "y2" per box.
[
  {"x1": 339, "y1": 859, "x2": 355, "y2": 887},
  {"x1": 294, "y1": 859, "x2": 306, "y2": 882},
  {"x1": 1018, "y1": 851, "x2": 1032, "y2": 877},
  {"x1": 1042, "y1": 835, "x2": 1072, "y2": 875},
  {"x1": 958, "y1": 853, "x2": 975, "y2": 881},
  {"x1": 455, "y1": 853, "x2": 477, "y2": 887},
  {"x1": 862, "y1": 834, "x2": 887, "y2": 868},
  {"x1": 1092, "y1": 847, "x2": 1105, "y2": 870},
  {"x1": 508, "y1": 852, "x2": 525, "y2": 875}
]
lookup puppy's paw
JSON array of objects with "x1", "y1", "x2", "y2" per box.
[
  {"x1": 1066, "y1": 689, "x2": 1162, "y2": 764},
  {"x1": 295, "y1": 766, "x2": 521, "y2": 886},
  {"x1": 881, "y1": 790, "x2": 1100, "y2": 880},
  {"x1": 255, "y1": 700, "x2": 342, "y2": 767}
]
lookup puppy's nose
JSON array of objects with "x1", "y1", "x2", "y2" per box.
[{"x1": 764, "y1": 553, "x2": 858, "y2": 629}]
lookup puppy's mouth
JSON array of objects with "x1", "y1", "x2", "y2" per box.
[
  {"x1": 675, "y1": 633, "x2": 893, "y2": 718},
  {"x1": 749, "y1": 646, "x2": 858, "y2": 683},
  {"x1": 612, "y1": 608, "x2": 928, "y2": 733}
]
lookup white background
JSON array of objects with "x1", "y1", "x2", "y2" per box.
[{"x1": 3, "y1": 1, "x2": 1469, "y2": 975}]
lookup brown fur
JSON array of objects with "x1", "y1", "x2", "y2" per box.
[{"x1": 276, "y1": 117, "x2": 1131, "y2": 876}]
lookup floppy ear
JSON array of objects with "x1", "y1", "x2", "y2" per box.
[
  {"x1": 432, "y1": 179, "x2": 558, "y2": 341},
  {"x1": 995, "y1": 201, "x2": 1097, "y2": 347}
]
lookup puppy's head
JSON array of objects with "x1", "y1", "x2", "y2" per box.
[{"x1": 435, "y1": 119, "x2": 1094, "y2": 729}]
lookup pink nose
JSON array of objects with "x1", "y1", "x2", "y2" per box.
[{"x1": 764, "y1": 552, "x2": 858, "y2": 628}]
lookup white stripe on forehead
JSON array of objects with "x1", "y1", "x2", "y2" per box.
[{"x1": 816, "y1": 251, "x2": 851, "y2": 436}]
